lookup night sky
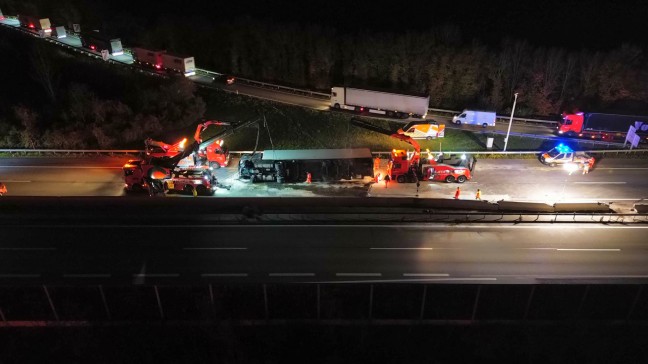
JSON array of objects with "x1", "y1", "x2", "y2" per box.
[{"x1": 98, "y1": 0, "x2": 648, "y2": 49}]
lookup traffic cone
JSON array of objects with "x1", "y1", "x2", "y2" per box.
[
  {"x1": 454, "y1": 187, "x2": 461, "y2": 199},
  {"x1": 306, "y1": 172, "x2": 312, "y2": 184}
]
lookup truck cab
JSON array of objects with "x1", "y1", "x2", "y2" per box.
[{"x1": 557, "y1": 113, "x2": 584, "y2": 137}]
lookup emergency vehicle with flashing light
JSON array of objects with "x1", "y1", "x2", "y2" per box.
[{"x1": 540, "y1": 144, "x2": 592, "y2": 167}]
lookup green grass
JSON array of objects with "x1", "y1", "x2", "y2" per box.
[{"x1": 198, "y1": 90, "x2": 555, "y2": 153}]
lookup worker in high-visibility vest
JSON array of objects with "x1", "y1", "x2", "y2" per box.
[
  {"x1": 475, "y1": 189, "x2": 482, "y2": 200},
  {"x1": 374, "y1": 172, "x2": 381, "y2": 183},
  {"x1": 374, "y1": 157, "x2": 381, "y2": 171}
]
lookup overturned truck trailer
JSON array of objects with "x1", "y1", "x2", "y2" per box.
[{"x1": 239, "y1": 148, "x2": 374, "y2": 183}]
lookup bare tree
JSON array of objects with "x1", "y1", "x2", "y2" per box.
[{"x1": 30, "y1": 43, "x2": 59, "y2": 102}]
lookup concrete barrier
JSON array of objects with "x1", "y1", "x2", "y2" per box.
[
  {"x1": 554, "y1": 202, "x2": 611, "y2": 213},
  {"x1": 497, "y1": 201, "x2": 554, "y2": 213}
]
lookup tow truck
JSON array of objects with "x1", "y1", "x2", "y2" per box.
[
  {"x1": 350, "y1": 118, "x2": 475, "y2": 183},
  {"x1": 164, "y1": 167, "x2": 218, "y2": 196},
  {"x1": 143, "y1": 120, "x2": 236, "y2": 170},
  {"x1": 540, "y1": 144, "x2": 592, "y2": 167},
  {"x1": 123, "y1": 117, "x2": 259, "y2": 195}
]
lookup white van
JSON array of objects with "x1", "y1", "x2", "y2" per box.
[
  {"x1": 452, "y1": 110, "x2": 496, "y2": 128},
  {"x1": 399, "y1": 121, "x2": 445, "y2": 140}
]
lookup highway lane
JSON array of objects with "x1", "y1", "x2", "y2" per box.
[
  {"x1": 2, "y1": 157, "x2": 647, "y2": 211},
  {"x1": 1, "y1": 223, "x2": 648, "y2": 285}
]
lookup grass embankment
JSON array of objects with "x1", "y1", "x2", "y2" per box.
[{"x1": 196, "y1": 90, "x2": 553, "y2": 155}]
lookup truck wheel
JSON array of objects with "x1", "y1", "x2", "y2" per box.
[
  {"x1": 482, "y1": 123, "x2": 488, "y2": 128},
  {"x1": 333, "y1": 103, "x2": 341, "y2": 109},
  {"x1": 455, "y1": 120, "x2": 461, "y2": 125},
  {"x1": 184, "y1": 185, "x2": 193, "y2": 195},
  {"x1": 457, "y1": 175, "x2": 467, "y2": 183},
  {"x1": 445, "y1": 175, "x2": 456, "y2": 183},
  {"x1": 426, "y1": 136, "x2": 434, "y2": 141},
  {"x1": 210, "y1": 162, "x2": 220, "y2": 170},
  {"x1": 196, "y1": 185, "x2": 208, "y2": 196},
  {"x1": 396, "y1": 175, "x2": 406, "y2": 183}
]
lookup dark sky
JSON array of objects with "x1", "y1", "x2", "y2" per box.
[
  {"x1": 12, "y1": 0, "x2": 648, "y2": 49},
  {"x1": 137, "y1": 0, "x2": 648, "y2": 49}
]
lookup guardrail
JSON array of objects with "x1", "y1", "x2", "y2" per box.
[
  {"x1": 2, "y1": 149, "x2": 648, "y2": 158},
  {"x1": 427, "y1": 107, "x2": 558, "y2": 126},
  {"x1": 197, "y1": 68, "x2": 330, "y2": 99}
]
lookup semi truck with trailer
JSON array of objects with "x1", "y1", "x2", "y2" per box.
[
  {"x1": 558, "y1": 112, "x2": 648, "y2": 142},
  {"x1": 161, "y1": 52, "x2": 196, "y2": 76},
  {"x1": 80, "y1": 30, "x2": 123, "y2": 56},
  {"x1": 331, "y1": 86, "x2": 430, "y2": 119},
  {"x1": 52, "y1": 25, "x2": 66, "y2": 38},
  {"x1": 238, "y1": 148, "x2": 374, "y2": 183},
  {"x1": 132, "y1": 47, "x2": 165, "y2": 69},
  {"x1": 18, "y1": 15, "x2": 51, "y2": 33}
]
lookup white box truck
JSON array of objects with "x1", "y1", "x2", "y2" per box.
[
  {"x1": 52, "y1": 26, "x2": 67, "y2": 38},
  {"x1": 452, "y1": 110, "x2": 496, "y2": 128},
  {"x1": 161, "y1": 53, "x2": 196, "y2": 76},
  {"x1": 331, "y1": 86, "x2": 429, "y2": 119}
]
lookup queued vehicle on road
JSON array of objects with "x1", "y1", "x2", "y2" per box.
[
  {"x1": 80, "y1": 30, "x2": 123, "y2": 56},
  {"x1": 331, "y1": 86, "x2": 430, "y2": 119},
  {"x1": 557, "y1": 112, "x2": 648, "y2": 142},
  {"x1": 452, "y1": 110, "x2": 496, "y2": 128},
  {"x1": 18, "y1": 14, "x2": 51, "y2": 34}
]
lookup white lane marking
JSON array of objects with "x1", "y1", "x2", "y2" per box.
[
  {"x1": 370, "y1": 247, "x2": 434, "y2": 250},
  {"x1": 0, "y1": 180, "x2": 32, "y2": 183},
  {"x1": 471, "y1": 274, "x2": 648, "y2": 279},
  {"x1": 0, "y1": 166, "x2": 123, "y2": 169},
  {"x1": 556, "y1": 248, "x2": 620, "y2": 252},
  {"x1": 269, "y1": 273, "x2": 315, "y2": 277},
  {"x1": 132, "y1": 273, "x2": 179, "y2": 278},
  {"x1": 336, "y1": 273, "x2": 382, "y2": 277},
  {"x1": 201, "y1": 273, "x2": 248, "y2": 277},
  {"x1": 317, "y1": 277, "x2": 496, "y2": 284},
  {"x1": 0, "y1": 247, "x2": 56, "y2": 251},
  {"x1": 64, "y1": 274, "x2": 111, "y2": 278},
  {"x1": 100, "y1": 225, "x2": 648, "y2": 229},
  {"x1": 183, "y1": 247, "x2": 247, "y2": 250},
  {"x1": 0, "y1": 274, "x2": 41, "y2": 278},
  {"x1": 403, "y1": 273, "x2": 449, "y2": 277},
  {"x1": 573, "y1": 182, "x2": 626, "y2": 184}
]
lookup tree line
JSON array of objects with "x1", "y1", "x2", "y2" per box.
[{"x1": 2, "y1": 0, "x2": 648, "y2": 149}]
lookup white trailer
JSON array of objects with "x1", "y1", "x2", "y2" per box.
[
  {"x1": 161, "y1": 53, "x2": 196, "y2": 76},
  {"x1": 132, "y1": 47, "x2": 165, "y2": 69},
  {"x1": 331, "y1": 86, "x2": 429, "y2": 119}
]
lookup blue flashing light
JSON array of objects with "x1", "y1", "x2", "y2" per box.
[{"x1": 555, "y1": 143, "x2": 573, "y2": 153}]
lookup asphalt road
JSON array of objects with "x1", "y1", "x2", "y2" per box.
[
  {"x1": 2, "y1": 157, "x2": 647, "y2": 211},
  {"x1": 1, "y1": 221, "x2": 648, "y2": 285}
]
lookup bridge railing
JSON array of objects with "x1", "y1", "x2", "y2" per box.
[{"x1": 1, "y1": 149, "x2": 647, "y2": 158}]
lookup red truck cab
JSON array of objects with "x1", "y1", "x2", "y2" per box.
[{"x1": 557, "y1": 113, "x2": 584, "y2": 137}]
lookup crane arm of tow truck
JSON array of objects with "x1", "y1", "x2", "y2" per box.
[{"x1": 196, "y1": 118, "x2": 260, "y2": 150}]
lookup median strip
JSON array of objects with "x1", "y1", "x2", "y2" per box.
[{"x1": 336, "y1": 273, "x2": 382, "y2": 277}]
